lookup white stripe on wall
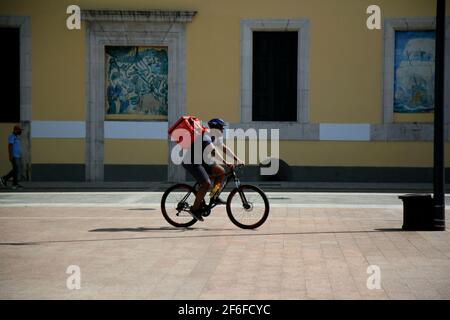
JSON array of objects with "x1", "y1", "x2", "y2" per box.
[
  {"x1": 31, "y1": 121, "x2": 372, "y2": 141},
  {"x1": 104, "y1": 121, "x2": 168, "y2": 139},
  {"x1": 31, "y1": 121, "x2": 86, "y2": 138},
  {"x1": 319, "y1": 124, "x2": 371, "y2": 141},
  {"x1": 31, "y1": 121, "x2": 169, "y2": 140}
]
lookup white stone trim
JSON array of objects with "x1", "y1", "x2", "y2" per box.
[
  {"x1": 104, "y1": 121, "x2": 168, "y2": 139},
  {"x1": 383, "y1": 17, "x2": 436, "y2": 124},
  {"x1": 319, "y1": 124, "x2": 371, "y2": 141},
  {"x1": 371, "y1": 123, "x2": 433, "y2": 141},
  {"x1": 82, "y1": 10, "x2": 196, "y2": 23},
  {"x1": 84, "y1": 14, "x2": 191, "y2": 182},
  {"x1": 381, "y1": 17, "x2": 450, "y2": 141},
  {"x1": 229, "y1": 122, "x2": 318, "y2": 140},
  {"x1": 229, "y1": 121, "x2": 438, "y2": 142},
  {"x1": 31, "y1": 121, "x2": 86, "y2": 138},
  {"x1": 240, "y1": 18, "x2": 310, "y2": 131},
  {"x1": 29, "y1": 120, "x2": 439, "y2": 142}
]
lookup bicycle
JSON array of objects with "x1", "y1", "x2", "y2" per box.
[{"x1": 161, "y1": 164, "x2": 270, "y2": 229}]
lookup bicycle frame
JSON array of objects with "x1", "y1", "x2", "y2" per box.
[{"x1": 177, "y1": 166, "x2": 250, "y2": 216}]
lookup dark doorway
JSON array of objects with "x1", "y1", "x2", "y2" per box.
[{"x1": 0, "y1": 28, "x2": 20, "y2": 123}]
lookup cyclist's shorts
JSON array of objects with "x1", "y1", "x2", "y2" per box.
[{"x1": 182, "y1": 163, "x2": 213, "y2": 184}]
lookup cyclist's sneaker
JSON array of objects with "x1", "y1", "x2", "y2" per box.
[
  {"x1": 214, "y1": 197, "x2": 227, "y2": 205},
  {"x1": 188, "y1": 207, "x2": 204, "y2": 221}
]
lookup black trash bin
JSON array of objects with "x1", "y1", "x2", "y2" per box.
[{"x1": 398, "y1": 194, "x2": 434, "y2": 231}]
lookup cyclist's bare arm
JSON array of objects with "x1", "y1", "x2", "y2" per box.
[
  {"x1": 211, "y1": 145, "x2": 234, "y2": 167},
  {"x1": 222, "y1": 144, "x2": 244, "y2": 165}
]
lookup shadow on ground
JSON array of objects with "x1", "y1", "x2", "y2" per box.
[
  {"x1": 89, "y1": 227, "x2": 178, "y2": 232},
  {"x1": 0, "y1": 227, "x2": 415, "y2": 247}
]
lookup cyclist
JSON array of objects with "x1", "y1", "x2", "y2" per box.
[{"x1": 182, "y1": 118, "x2": 243, "y2": 221}]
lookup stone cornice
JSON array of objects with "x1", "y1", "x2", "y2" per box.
[{"x1": 81, "y1": 10, "x2": 197, "y2": 22}]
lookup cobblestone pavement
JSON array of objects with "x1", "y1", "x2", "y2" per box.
[{"x1": 0, "y1": 192, "x2": 449, "y2": 299}]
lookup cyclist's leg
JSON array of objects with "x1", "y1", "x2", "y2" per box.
[
  {"x1": 182, "y1": 163, "x2": 211, "y2": 211},
  {"x1": 207, "y1": 164, "x2": 225, "y2": 190}
]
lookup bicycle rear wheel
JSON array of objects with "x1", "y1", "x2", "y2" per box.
[
  {"x1": 226, "y1": 185, "x2": 269, "y2": 229},
  {"x1": 161, "y1": 184, "x2": 198, "y2": 228}
]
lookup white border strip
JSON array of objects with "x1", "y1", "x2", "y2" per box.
[
  {"x1": 320, "y1": 124, "x2": 371, "y2": 141},
  {"x1": 104, "y1": 121, "x2": 168, "y2": 139},
  {"x1": 30, "y1": 121, "x2": 169, "y2": 139},
  {"x1": 31, "y1": 121, "x2": 86, "y2": 138},
  {"x1": 31, "y1": 121, "x2": 376, "y2": 141}
]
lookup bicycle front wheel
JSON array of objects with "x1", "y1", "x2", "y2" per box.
[
  {"x1": 161, "y1": 184, "x2": 198, "y2": 228},
  {"x1": 226, "y1": 185, "x2": 269, "y2": 229}
]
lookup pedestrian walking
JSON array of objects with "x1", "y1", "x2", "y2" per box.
[{"x1": 0, "y1": 125, "x2": 24, "y2": 189}]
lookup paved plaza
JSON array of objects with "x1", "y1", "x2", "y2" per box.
[{"x1": 0, "y1": 191, "x2": 449, "y2": 299}]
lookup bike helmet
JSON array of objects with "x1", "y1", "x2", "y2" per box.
[{"x1": 207, "y1": 118, "x2": 228, "y2": 129}]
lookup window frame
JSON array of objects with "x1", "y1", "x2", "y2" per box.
[
  {"x1": 382, "y1": 17, "x2": 438, "y2": 124},
  {"x1": 374, "y1": 17, "x2": 450, "y2": 141},
  {"x1": 240, "y1": 19, "x2": 310, "y2": 126}
]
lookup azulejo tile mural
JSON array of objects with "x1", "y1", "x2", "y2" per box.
[
  {"x1": 105, "y1": 46, "x2": 168, "y2": 120},
  {"x1": 394, "y1": 31, "x2": 435, "y2": 113}
]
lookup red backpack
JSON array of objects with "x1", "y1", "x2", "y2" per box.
[{"x1": 168, "y1": 116, "x2": 207, "y2": 149}]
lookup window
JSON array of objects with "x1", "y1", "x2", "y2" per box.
[
  {"x1": 252, "y1": 32, "x2": 298, "y2": 121},
  {"x1": 0, "y1": 28, "x2": 20, "y2": 122},
  {"x1": 240, "y1": 19, "x2": 310, "y2": 126}
]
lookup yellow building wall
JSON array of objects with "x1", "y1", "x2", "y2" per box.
[
  {"x1": 394, "y1": 113, "x2": 434, "y2": 123},
  {"x1": 0, "y1": 124, "x2": 15, "y2": 175},
  {"x1": 0, "y1": 0, "x2": 85, "y2": 121},
  {"x1": 280, "y1": 141, "x2": 450, "y2": 167},
  {"x1": 31, "y1": 139, "x2": 85, "y2": 163},
  {"x1": 0, "y1": 0, "x2": 449, "y2": 169},
  {"x1": 228, "y1": 140, "x2": 450, "y2": 168},
  {"x1": 104, "y1": 140, "x2": 167, "y2": 164}
]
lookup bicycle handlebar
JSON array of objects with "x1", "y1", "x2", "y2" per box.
[{"x1": 226, "y1": 163, "x2": 245, "y2": 175}]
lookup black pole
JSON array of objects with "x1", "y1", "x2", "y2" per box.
[{"x1": 433, "y1": 0, "x2": 446, "y2": 231}]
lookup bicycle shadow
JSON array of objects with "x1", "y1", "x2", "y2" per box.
[
  {"x1": 89, "y1": 226, "x2": 239, "y2": 233},
  {"x1": 89, "y1": 226, "x2": 180, "y2": 232}
]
